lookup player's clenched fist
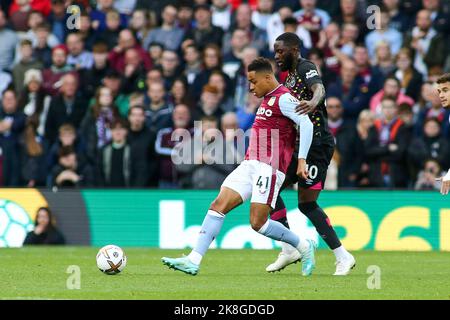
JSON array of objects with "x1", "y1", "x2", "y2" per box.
[{"x1": 297, "y1": 159, "x2": 308, "y2": 180}]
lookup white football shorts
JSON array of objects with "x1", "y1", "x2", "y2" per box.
[{"x1": 221, "y1": 160, "x2": 285, "y2": 209}]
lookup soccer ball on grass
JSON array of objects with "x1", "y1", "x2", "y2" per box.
[{"x1": 96, "y1": 245, "x2": 127, "y2": 274}]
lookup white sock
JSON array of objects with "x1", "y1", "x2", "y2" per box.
[
  {"x1": 333, "y1": 245, "x2": 351, "y2": 260},
  {"x1": 296, "y1": 237, "x2": 310, "y2": 253},
  {"x1": 281, "y1": 241, "x2": 297, "y2": 255},
  {"x1": 187, "y1": 251, "x2": 203, "y2": 265}
]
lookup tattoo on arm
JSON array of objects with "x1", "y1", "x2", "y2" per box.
[{"x1": 310, "y1": 83, "x2": 325, "y2": 106}]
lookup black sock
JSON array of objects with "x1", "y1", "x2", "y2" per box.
[
  {"x1": 270, "y1": 197, "x2": 290, "y2": 229},
  {"x1": 299, "y1": 201, "x2": 341, "y2": 250}
]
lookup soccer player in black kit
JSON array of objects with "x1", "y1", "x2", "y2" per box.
[{"x1": 267, "y1": 32, "x2": 355, "y2": 275}]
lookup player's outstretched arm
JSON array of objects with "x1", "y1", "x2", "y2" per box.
[{"x1": 436, "y1": 169, "x2": 450, "y2": 195}]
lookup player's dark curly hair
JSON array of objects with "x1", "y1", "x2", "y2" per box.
[
  {"x1": 275, "y1": 32, "x2": 301, "y2": 49},
  {"x1": 247, "y1": 57, "x2": 273, "y2": 73}
]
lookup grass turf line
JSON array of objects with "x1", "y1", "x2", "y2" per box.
[{"x1": 1, "y1": 247, "x2": 450, "y2": 300}]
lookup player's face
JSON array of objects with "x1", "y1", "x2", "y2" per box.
[
  {"x1": 437, "y1": 82, "x2": 450, "y2": 108},
  {"x1": 248, "y1": 71, "x2": 269, "y2": 98},
  {"x1": 274, "y1": 41, "x2": 296, "y2": 72}
]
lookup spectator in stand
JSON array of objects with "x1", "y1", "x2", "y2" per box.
[
  {"x1": 32, "y1": 22, "x2": 53, "y2": 68},
  {"x1": 121, "y1": 47, "x2": 147, "y2": 94},
  {"x1": 95, "y1": 8, "x2": 122, "y2": 50},
  {"x1": 21, "y1": 116, "x2": 47, "y2": 187},
  {"x1": 190, "y1": 43, "x2": 232, "y2": 101},
  {"x1": 78, "y1": 42, "x2": 109, "y2": 100},
  {"x1": 143, "y1": 4, "x2": 184, "y2": 52},
  {"x1": 23, "y1": 10, "x2": 59, "y2": 50},
  {"x1": 370, "y1": 76, "x2": 415, "y2": 118},
  {"x1": 251, "y1": 0, "x2": 274, "y2": 31},
  {"x1": 208, "y1": 71, "x2": 234, "y2": 112},
  {"x1": 50, "y1": 145, "x2": 93, "y2": 187},
  {"x1": 17, "y1": 69, "x2": 49, "y2": 137},
  {"x1": 327, "y1": 96, "x2": 361, "y2": 188},
  {"x1": 421, "y1": 0, "x2": 450, "y2": 35},
  {"x1": 373, "y1": 40, "x2": 396, "y2": 77},
  {"x1": 0, "y1": 89, "x2": 26, "y2": 186},
  {"x1": 354, "y1": 44, "x2": 384, "y2": 95},
  {"x1": 80, "y1": 86, "x2": 120, "y2": 165},
  {"x1": 365, "y1": 97, "x2": 411, "y2": 188},
  {"x1": 222, "y1": 28, "x2": 251, "y2": 79},
  {"x1": 9, "y1": 0, "x2": 36, "y2": 32},
  {"x1": 108, "y1": 29, "x2": 152, "y2": 73},
  {"x1": 160, "y1": 49, "x2": 181, "y2": 91},
  {"x1": 155, "y1": 104, "x2": 192, "y2": 188},
  {"x1": 96, "y1": 118, "x2": 147, "y2": 187},
  {"x1": 408, "y1": 117, "x2": 450, "y2": 182},
  {"x1": 23, "y1": 207, "x2": 65, "y2": 245},
  {"x1": 148, "y1": 42, "x2": 163, "y2": 67},
  {"x1": 294, "y1": 0, "x2": 331, "y2": 46},
  {"x1": 129, "y1": 9, "x2": 154, "y2": 43},
  {"x1": 177, "y1": 1, "x2": 195, "y2": 32},
  {"x1": 383, "y1": 0, "x2": 413, "y2": 33},
  {"x1": 47, "y1": 0, "x2": 67, "y2": 43},
  {"x1": 365, "y1": 8, "x2": 403, "y2": 61},
  {"x1": 327, "y1": 58, "x2": 371, "y2": 122},
  {"x1": 143, "y1": 81, "x2": 173, "y2": 133},
  {"x1": 414, "y1": 158, "x2": 444, "y2": 190},
  {"x1": 42, "y1": 44, "x2": 78, "y2": 96},
  {"x1": 66, "y1": 32, "x2": 94, "y2": 70},
  {"x1": 282, "y1": 16, "x2": 312, "y2": 54},
  {"x1": 212, "y1": 0, "x2": 233, "y2": 31},
  {"x1": 334, "y1": 0, "x2": 367, "y2": 37},
  {"x1": 192, "y1": 84, "x2": 224, "y2": 123},
  {"x1": 127, "y1": 105, "x2": 156, "y2": 187},
  {"x1": 403, "y1": 9, "x2": 446, "y2": 78},
  {"x1": 169, "y1": 77, "x2": 193, "y2": 109},
  {"x1": 183, "y1": 4, "x2": 224, "y2": 51},
  {"x1": 45, "y1": 73, "x2": 87, "y2": 146},
  {"x1": 307, "y1": 48, "x2": 336, "y2": 87},
  {"x1": 353, "y1": 109, "x2": 375, "y2": 188},
  {"x1": 183, "y1": 44, "x2": 202, "y2": 85},
  {"x1": 223, "y1": 4, "x2": 268, "y2": 56},
  {"x1": 98, "y1": 69, "x2": 130, "y2": 118},
  {"x1": 0, "y1": 9, "x2": 19, "y2": 71},
  {"x1": 315, "y1": 21, "x2": 341, "y2": 74},
  {"x1": 46, "y1": 123, "x2": 86, "y2": 177},
  {"x1": 90, "y1": 0, "x2": 128, "y2": 32},
  {"x1": 12, "y1": 39, "x2": 43, "y2": 94},
  {"x1": 77, "y1": 11, "x2": 97, "y2": 51}
]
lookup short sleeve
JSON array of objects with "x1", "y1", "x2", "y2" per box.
[{"x1": 298, "y1": 60, "x2": 323, "y2": 89}]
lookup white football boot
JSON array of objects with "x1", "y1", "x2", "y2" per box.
[
  {"x1": 266, "y1": 242, "x2": 301, "y2": 272},
  {"x1": 333, "y1": 253, "x2": 356, "y2": 276}
]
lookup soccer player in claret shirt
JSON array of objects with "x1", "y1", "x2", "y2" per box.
[
  {"x1": 162, "y1": 57, "x2": 317, "y2": 276},
  {"x1": 436, "y1": 73, "x2": 450, "y2": 195},
  {"x1": 268, "y1": 32, "x2": 356, "y2": 275}
]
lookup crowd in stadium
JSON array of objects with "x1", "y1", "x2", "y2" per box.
[{"x1": 0, "y1": 0, "x2": 449, "y2": 190}]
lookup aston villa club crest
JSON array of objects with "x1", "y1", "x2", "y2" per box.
[{"x1": 268, "y1": 96, "x2": 276, "y2": 106}]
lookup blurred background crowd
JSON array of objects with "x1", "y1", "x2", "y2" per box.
[{"x1": 0, "y1": 0, "x2": 449, "y2": 190}]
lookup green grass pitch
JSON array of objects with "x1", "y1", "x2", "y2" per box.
[{"x1": 1, "y1": 247, "x2": 450, "y2": 300}]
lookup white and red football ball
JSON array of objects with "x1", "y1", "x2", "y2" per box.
[{"x1": 96, "y1": 245, "x2": 127, "y2": 275}]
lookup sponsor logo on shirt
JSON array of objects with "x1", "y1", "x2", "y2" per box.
[{"x1": 305, "y1": 69, "x2": 319, "y2": 79}]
